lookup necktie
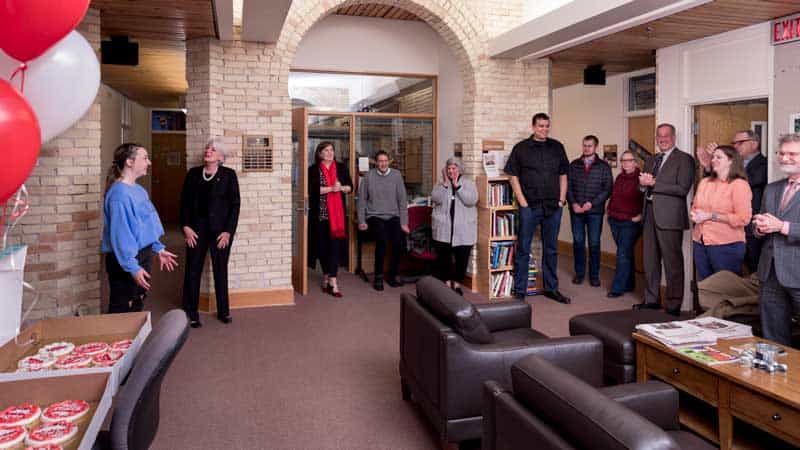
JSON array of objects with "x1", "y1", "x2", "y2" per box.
[
  {"x1": 779, "y1": 180, "x2": 799, "y2": 212},
  {"x1": 646, "y1": 153, "x2": 664, "y2": 198}
]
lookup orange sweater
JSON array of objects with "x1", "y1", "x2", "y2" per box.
[{"x1": 691, "y1": 178, "x2": 752, "y2": 245}]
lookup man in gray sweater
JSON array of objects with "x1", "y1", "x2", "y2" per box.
[{"x1": 358, "y1": 150, "x2": 409, "y2": 291}]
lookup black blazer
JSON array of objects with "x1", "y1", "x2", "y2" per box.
[
  {"x1": 179, "y1": 165, "x2": 241, "y2": 235},
  {"x1": 746, "y1": 152, "x2": 767, "y2": 215},
  {"x1": 307, "y1": 162, "x2": 352, "y2": 269}
]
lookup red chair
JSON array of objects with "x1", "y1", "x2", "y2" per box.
[{"x1": 400, "y1": 205, "x2": 437, "y2": 283}]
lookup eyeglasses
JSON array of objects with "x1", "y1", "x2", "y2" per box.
[
  {"x1": 732, "y1": 139, "x2": 753, "y2": 145},
  {"x1": 777, "y1": 151, "x2": 800, "y2": 159},
  {"x1": 620, "y1": 158, "x2": 636, "y2": 163}
]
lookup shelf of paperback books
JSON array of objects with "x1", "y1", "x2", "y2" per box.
[{"x1": 476, "y1": 175, "x2": 543, "y2": 299}]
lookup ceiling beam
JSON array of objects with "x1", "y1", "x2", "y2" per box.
[
  {"x1": 213, "y1": 0, "x2": 234, "y2": 41},
  {"x1": 489, "y1": 0, "x2": 712, "y2": 60},
  {"x1": 241, "y1": 0, "x2": 292, "y2": 43}
]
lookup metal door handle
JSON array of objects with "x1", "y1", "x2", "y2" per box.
[{"x1": 672, "y1": 368, "x2": 680, "y2": 375}]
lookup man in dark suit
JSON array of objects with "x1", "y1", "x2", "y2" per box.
[
  {"x1": 698, "y1": 130, "x2": 767, "y2": 272},
  {"x1": 634, "y1": 123, "x2": 695, "y2": 315},
  {"x1": 754, "y1": 133, "x2": 800, "y2": 345}
]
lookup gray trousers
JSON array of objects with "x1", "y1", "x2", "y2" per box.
[
  {"x1": 642, "y1": 203, "x2": 685, "y2": 311},
  {"x1": 759, "y1": 264, "x2": 800, "y2": 346}
]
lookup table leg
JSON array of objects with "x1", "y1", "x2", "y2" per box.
[
  {"x1": 636, "y1": 341, "x2": 648, "y2": 381},
  {"x1": 718, "y1": 380, "x2": 733, "y2": 450}
]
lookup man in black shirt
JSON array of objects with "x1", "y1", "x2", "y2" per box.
[{"x1": 504, "y1": 113, "x2": 571, "y2": 304}]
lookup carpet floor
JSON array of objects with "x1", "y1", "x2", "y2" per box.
[{"x1": 143, "y1": 230, "x2": 641, "y2": 449}]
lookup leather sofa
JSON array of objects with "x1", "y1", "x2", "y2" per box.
[
  {"x1": 400, "y1": 277, "x2": 602, "y2": 449},
  {"x1": 483, "y1": 353, "x2": 716, "y2": 450}
]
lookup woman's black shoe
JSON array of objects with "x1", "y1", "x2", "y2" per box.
[
  {"x1": 218, "y1": 316, "x2": 232, "y2": 324},
  {"x1": 190, "y1": 320, "x2": 202, "y2": 328},
  {"x1": 606, "y1": 292, "x2": 623, "y2": 298},
  {"x1": 387, "y1": 278, "x2": 403, "y2": 288}
]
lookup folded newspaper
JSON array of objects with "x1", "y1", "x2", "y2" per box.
[{"x1": 635, "y1": 317, "x2": 752, "y2": 347}]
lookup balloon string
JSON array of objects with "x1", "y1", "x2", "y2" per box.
[
  {"x1": 2, "y1": 185, "x2": 28, "y2": 251},
  {"x1": 0, "y1": 203, "x2": 6, "y2": 251},
  {"x1": 9, "y1": 63, "x2": 27, "y2": 93}
]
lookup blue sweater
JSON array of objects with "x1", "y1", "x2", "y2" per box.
[{"x1": 101, "y1": 182, "x2": 166, "y2": 273}]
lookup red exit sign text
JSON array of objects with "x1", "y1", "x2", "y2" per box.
[{"x1": 773, "y1": 13, "x2": 800, "y2": 45}]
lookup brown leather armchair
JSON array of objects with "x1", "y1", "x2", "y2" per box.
[
  {"x1": 483, "y1": 353, "x2": 716, "y2": 450},
  {"x1": 399, "y1": 277, "x2": 602, "y2": 449}
]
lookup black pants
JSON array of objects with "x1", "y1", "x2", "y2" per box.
[
  {"x1": 318, "y1": 220, "x2": 343, "y2": 278},
  {"x1": 433, "y1": 242, "x2": 471, "y2": 283},
  {"x1": 182, "y1": 224, "x2": 233, "y2": 321},
  {"x1": 744, "y1": 225, "x2": 763, "y2": 274},
  {"x1": 368, "y1": 216, "x2": 403, "y2": 280},
  {"x1": 106, "y1": 248, "x2": 152, "y2": 314},
  {"x1": 642, "y1": 203, "x2": 685, "y2": 311}
]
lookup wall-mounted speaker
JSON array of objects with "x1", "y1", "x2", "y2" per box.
[
  {"x1": 583, "y1": 64, "x2": 606, "y2": 86},
  {"x1": 101, "y1": 36, "x2": 139, "y2": 66}
]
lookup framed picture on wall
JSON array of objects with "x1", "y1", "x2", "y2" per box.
[
  {"x1": 603, "y1": 145, "x2": 618, "y2": 168},
  {"x1": 791, "y1": 113, "x2": 800, "y2": 134}
]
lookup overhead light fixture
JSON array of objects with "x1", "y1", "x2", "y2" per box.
[{"x1": 583, "y1": 64, "x2": 606, "y2": 86}]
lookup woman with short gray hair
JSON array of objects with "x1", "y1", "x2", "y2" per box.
[
  {"x1": 430, "y1": 157, "x2": 478, "y2": 295},
  {"x1": 179, "y1": 137, "x2": 241, "y2": 328}
]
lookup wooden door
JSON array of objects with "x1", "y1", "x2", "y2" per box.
[
  {"x1": 695, "y1": 101, "x2": 768, "y2": 154},
  {"x1": 292, "y1": 108, "x2": 309, "y2": 295},
  {"x1": 628, "y1": 115, "x2": 655, "y2": 274},
  {"x1": 150, "y1": 133, "x2": 186, "y2": 223}
]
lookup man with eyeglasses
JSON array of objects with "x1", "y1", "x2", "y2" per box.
[
  {"x1": 753, "y1": 133, "x2": 800, "y2": 345},
  {"x1": 698, "y1": 130, "x2": 767, "y2": 272}
]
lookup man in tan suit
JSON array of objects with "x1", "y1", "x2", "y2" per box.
[{"x1": 634, "y1": 123, "x2": 695, "y2": 315}]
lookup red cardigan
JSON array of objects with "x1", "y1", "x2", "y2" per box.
[{"x1": 607, "y1": 169, "x2": 643, "y2": 221}]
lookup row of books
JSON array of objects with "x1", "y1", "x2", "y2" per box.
[
  {"x1": 635, "y1": 317, "x2": 752, "y2": 347},
  {"x1": 490, "y1": 271, "x2": 514, "y2": 298},
  {"x1": 526, "y1": 265, "x2": 540, "y2": 295},
  {"x1": 487, "y1": 183, "x2": 514, "y2": 207},
  {"x1": 492, "y1": 212, "x2": 516, "y2": 237},
  {"x1": 490, "y1": 242, "x2": 514, "y2": 269}
]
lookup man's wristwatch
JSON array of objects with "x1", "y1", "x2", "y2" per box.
[{"x1": 558, "y1": 200, "x2": 566, "y2": 207}]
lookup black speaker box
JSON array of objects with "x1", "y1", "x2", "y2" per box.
[
  {"x1": 583, "y1": 65, "x2": 606, "y2": 85},
  {"x1": 101, "y1": 36, "x2": 139, "y2": 66}
]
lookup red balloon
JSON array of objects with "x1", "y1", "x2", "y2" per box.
[
  {"x1": 0, "y1": 0, "x2": 90, "y2": 63},
  {"x1": 0, "y1": 80, "x2": 40, "y2": 203}
]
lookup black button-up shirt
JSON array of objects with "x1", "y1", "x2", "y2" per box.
[{"x1": 504, "y1": 136, "x2": 569, "y2": 208}]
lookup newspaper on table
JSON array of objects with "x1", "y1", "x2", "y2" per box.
[{"x1": 635, "y1": 317, "x2": 752, "y2": 347}]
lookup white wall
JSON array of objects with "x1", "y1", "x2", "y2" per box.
[
  {"x1": 773, "y1": 40, "x2": 800, "y2": 171},
  {"x1": 292, "y1": 15, "x2": 463, "y2": 174},
  {"x1": 552, "y1": 69, "x2": 652, "y2": 255},
  {"x1": 99, "y1": 85, "x2": 151, "y2": 191}
]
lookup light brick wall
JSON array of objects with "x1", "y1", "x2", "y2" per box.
[
  {"x1": 16, "y1": 9, "x2": 103, "y2": 319},
  {"x1": 185, "y1": 0, "x2": 550, "y2": 294}
]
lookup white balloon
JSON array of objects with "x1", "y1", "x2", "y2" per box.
[{"x1": 0, "y1": 31, "x2": 100, "y2": 143}]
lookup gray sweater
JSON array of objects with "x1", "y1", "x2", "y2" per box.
[{"x1": 357, "y1": 168, "x2": 408, "y2": 226}]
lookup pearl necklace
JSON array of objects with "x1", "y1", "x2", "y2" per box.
[{"x1": 202, "y1": 170, "x2": 216, "y2": 181}]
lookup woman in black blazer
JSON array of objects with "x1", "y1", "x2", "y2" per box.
[
  {"x1": 180, "y1": 138, "x2": 241, "y2": 327},
  {"x1": 308, "y1": 141, "x2": 352, "y2": 297}
]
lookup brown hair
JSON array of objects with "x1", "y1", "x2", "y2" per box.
[
  {"x1": 709, "y1": 145, "x2": 747, "y2": 182},
  {"x1": 532, "y1": 112, "x2": 550, "y2": 125},
  {"x1": 105, "y1": 143, "x2": 144, "y2": 192},
  {"x1": 314, "y1": 141, "x2": 335, "y2": 164}
]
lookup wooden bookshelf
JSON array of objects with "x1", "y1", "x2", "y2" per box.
[{"x1": 475, "y1": 175, "x2": 543, "y2": 299}]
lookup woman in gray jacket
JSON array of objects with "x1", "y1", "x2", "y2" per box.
[{"x1": 431, "y1": 157, "x2": 478, "y2": 295}]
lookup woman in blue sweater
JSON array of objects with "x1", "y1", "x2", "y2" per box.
[{"x1": 101, "y1": 143, "x2": 178, "y2": 313}]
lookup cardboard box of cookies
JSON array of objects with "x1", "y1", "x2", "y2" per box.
[
  {"x1": 0, "y1": 312, "x2": 151, "y2": 394},
  {"x1": 0, "y1": 371, "x2": 113, "y2": 450}
]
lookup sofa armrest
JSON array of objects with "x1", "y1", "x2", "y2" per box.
[
  {"x1": 482, "y1": 380, "x2": 506, "y2": 450},
  {"x1": 599, "y1": 381, "x2": 680, "y2": 430},
  {"x1": 441, "y1": 335, "x2": 603, "y2": 419},
  {"x1": 475, "y1": 300, "x2": 531, "y2": 332}
]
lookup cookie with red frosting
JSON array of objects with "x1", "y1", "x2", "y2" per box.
[
  {"x1": 41, "y1": 401, "x2": 89, "y2": 424},
  {"x1": 24, "y1": 444, "x2": 62, "y2": 450},
  {"x1": 90, "y1": 351, "x2": 124, "y2": 368},
  {"x1": 53, "y1": 354, "x2": 92, "y2": 370},
  {"x1": 0, "y1": 404, "x2": 41, "y2": 428},
  {"x1": 37, "y1": 343, "x2": 74, "y2": 359},
  {"x1": 25, "y1": 421, "x2": 77, "y2": 447},
  {"x1": 0, "y1": 425, "x2": 26, "y2": 449},
  {"x1": 17, "y1": 355, "x2": 56, "y2": 372},
  {"x1": 72, "y1": 342, "x2": 108, "y2": 357},
  {"x1": 109, "y1": 339, "x2": 132, "y2": 353}
]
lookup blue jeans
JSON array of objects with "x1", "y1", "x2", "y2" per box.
[
  {"x1": 692, "y1": 240, "x2": 745, "y2": 281},
  {"x1": 514, "y1": 206, "x2": 562, "y2": 294},
  {"x1": 608, "y1": 217, "x2": 642, "y2": 294},
  {"x1": 570, "y1": 213, "x2": 604, "y2": 281}
]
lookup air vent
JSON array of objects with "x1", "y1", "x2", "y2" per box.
[{"x1": 242, "y1": 135, "x2": 273, "y2": 172}]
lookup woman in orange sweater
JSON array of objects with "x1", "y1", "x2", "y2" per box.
[{"x1": 690, "y1": 145, "x2": 752, "y2": 281}]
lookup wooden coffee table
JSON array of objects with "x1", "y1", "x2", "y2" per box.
[{"x1": 634, "y1": 334, "x2": 800, "y2": 450}]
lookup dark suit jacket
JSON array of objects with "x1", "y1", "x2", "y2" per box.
[
  {"x1": 179, "y1": 165, "x2": 241, "y2": 235},
  {"x1": 746, "y1": 153, "x2": 767, "y2": 215},
  {"x1": 307, "y1": 161, "x2": 353, "y2": 269},
  {"x1": 645, "y1": 148, "x2": 694, "y2": 230},
  {"x1": 757, "y1": 179, "x2": 800, "y2": 288}
]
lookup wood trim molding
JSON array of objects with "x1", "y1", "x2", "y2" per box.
[{"x1": 200, "y1": 287, "x2": 295, "y2": 313}]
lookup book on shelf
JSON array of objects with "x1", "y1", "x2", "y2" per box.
[
  {"x1": 635, "y1": 317, "x2": 752, "y2": 347},
  {"x1": 488, "y1": 183, "x2": 514, "y2": 207},
  {"x1": 676, "y1": 346, "x2": 738, "y2": 365},
  {"x1": 492, "y1": 212, "x2": 516, "y2": 236},
  {"x1": 490, "y1": 271, "x2": 513, "y2": 297},
  {"x1": 490, "y1": 241, "x2": 514, "y2": 269}
]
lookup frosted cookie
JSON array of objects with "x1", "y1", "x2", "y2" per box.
[
  {"x1": 90, "y1": 351, "x2": 123, "y2": 368},
  {"x1": 0, "y1": 404, "x2": 41, "y2": 428},
  {"x1": 72, "y1": 343, "x2": 108, "y2": 357},
  {"x1": 36, "y1": 343, "x2": 74, "y2": 359},
  {"x1": 24, "y1": 421, "x2": 77, "y2": 448},
  {"x1": 24, "y1": 445, "x2": 62, "y2": 450},
  {"x1": 109, "y1": 339, "x2": 132, "y2": 353},
  {"x1": 53, "y1": 355, "x2": 91, "y2": 370},
  {"x1": 17, "y1": 355, "x2": 56, "y2": 372},
  {"x1": 0, "y1": 425, "x2": 26, "y2": 449},
  {"x1": 41, "y1": 401, "x2": 89, "y2": 424}
]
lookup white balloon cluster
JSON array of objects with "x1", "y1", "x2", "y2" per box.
[{"x1": 0, "y1": 31, "x2": 100, "y2": 143}]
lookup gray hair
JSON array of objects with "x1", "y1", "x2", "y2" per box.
[
  {"x1": 445, "y1": 157, "x2": 464, "y2": 172},
  {"x1": 206, "y1": 137, "x2": 226, "y2": 163},
  {"x1": 778, "y1": 133, "x2": 800, "y2": 148},
  {"x1": 737, "y1": 129, "x2": 760, "y2": 144}
]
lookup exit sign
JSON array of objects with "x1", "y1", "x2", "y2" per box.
[{"x1": 772, "y1": 13, "x2": 800, "y2": 45}]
